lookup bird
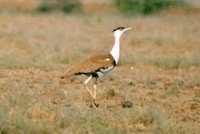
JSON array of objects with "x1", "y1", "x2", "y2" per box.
[{"x1": 61, "y1": 26, "x2": 132, "y2": 107}]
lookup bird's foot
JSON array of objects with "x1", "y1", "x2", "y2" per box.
[
  {"x1": 94, "y1": 102, "x2": 99, "y2": 107},
  {"x1": 92, "y1": 99, "x2": 99, "y2": 108}
]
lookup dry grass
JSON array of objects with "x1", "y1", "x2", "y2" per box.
[{"x1": 0, "y1": 12, "x2": 200, "y2": 133}]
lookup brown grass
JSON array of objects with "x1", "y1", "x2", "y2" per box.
[{"x1": 0, "y1": 12, "x2": 200, "y2": 133}]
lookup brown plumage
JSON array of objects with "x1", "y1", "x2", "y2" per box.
[{"x1": 61, "y1": 53, "x2": 115, "y2": 79}]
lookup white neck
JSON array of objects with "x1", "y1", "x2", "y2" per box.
[{"x1": 110, "y1": 35, "x2": 120, "y2": 64}]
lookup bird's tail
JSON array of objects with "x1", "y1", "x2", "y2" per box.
[
  {"x1": 60, "y1": 72, "x2": 74, "y2": 79},
  {"x1": 60, "y1": 71, "x2": 77, "y2": 84},
  {"x1": 60, "y1": 65, "x2": 80, "y2": 80},
  {"x1": 60, "y1": 66, "x2": 78, "y2": 79}
]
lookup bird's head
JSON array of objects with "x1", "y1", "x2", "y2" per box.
[{"x1": 113, "y1": 27, "x2": 132, "y2": 38}]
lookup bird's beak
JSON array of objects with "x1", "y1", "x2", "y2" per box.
[{"x1": 124, "y1": 27, "x2": 132, "y2": 32}]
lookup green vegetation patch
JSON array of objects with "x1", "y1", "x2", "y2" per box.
[
  {"x1": 113, "y1": 0, "x2": 187, "y2": 14},
  {"x1": 36, "y1": 0, "x2": 82, "y2": 13}
]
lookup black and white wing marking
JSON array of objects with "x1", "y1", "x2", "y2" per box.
[{"x1": 71, "y1": 54, "x2": 116, "y2": 78}]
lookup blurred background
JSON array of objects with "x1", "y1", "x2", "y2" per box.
[
  {"x1": 0, "y1": 0, "x2": 199, "y2": 14},
  {"x1": 0, "y1": 0, "x2": 199, "y2": 67}
]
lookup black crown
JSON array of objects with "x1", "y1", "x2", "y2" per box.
[{"x1": 112, "y1": 27, "x2": 125, "y2": 32}]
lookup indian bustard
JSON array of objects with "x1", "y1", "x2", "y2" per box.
[{"x1": 61, "y1": 27, "x2": 131, "y2": 107}]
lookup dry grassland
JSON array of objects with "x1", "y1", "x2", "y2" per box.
[{"x1": 0, "y1": 12, "x2": 200, "y2": 133}]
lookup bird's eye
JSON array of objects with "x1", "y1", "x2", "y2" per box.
[{"x1": 119, "y1": 27, "x2": 125, "y2": 31}]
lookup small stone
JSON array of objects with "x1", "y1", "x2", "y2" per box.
[
  {"x1": 121, "y1": 101, "x2": 133, "y2": 108},
  {"x1": 128, "y1": 81, "x2": 134, "y2": 86}
]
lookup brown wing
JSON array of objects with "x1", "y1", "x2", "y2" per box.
[{"x1": 61, "y1": 53, "x2": 115, "y2": 78}]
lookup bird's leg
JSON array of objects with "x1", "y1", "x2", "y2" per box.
[
  {"x1": 84, "y1": 76, "x2": 95, "y2": 98},
  {"x1": 84, "y1": 76, "x2": 98, "y2": 107},
  {"x1": 85, "y1": 86, "x2": 96, "y2": 99},
  {"x1": 93, "y1": 85, "x2": 97, "y2": 99},
  {"x1": 92, "y1": 78, "x2": 98, "y2": 99},
  {"x1": 84, "y1": 76, "x2": 92, "y2": 85},
  {"x1": 85, "y1": 86, "x2": 98, "y2": 107}
]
